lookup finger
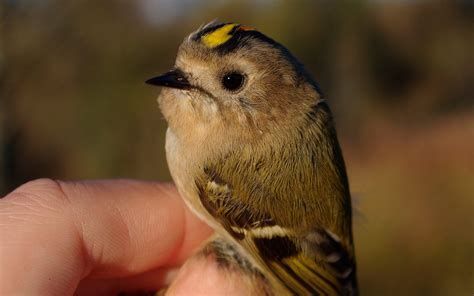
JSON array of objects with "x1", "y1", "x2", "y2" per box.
[
  {"x1": 166, "y1": 255, "x2": 262, "y2": 296},
  {"x1": 0, "y1": 179, "x2": 213, "y2": 296},
  {"x1": 76, "y1": 266, "x2": 179, "y2": 296}
]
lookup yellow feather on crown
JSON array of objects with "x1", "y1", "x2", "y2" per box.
[{"x1": 201, "y1": 23, "x2": 239, "y2": 48}]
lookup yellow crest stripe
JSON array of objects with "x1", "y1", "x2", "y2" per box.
[{"x1": 201, "y1": 23, "x2": 239, "y2": 48}]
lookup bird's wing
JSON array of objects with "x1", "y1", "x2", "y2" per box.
[{"x1": 195, "y1": 166, "x2": 357, "y2": 295}]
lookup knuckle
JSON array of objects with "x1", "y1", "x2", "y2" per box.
[
  {"x1": 14, "y1": 178, "x2": 62, "y2": 193},
  {"x1": 2, "y1": 178, "x2": 71, "y2": 214}
]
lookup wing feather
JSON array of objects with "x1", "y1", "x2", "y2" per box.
[{"x1": 195, "y1": 168, "x2": 357, "y2": 295}]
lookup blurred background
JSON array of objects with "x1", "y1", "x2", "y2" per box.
[{"x1": 1, "y1": 0, "x2": 472, "y2": 294}]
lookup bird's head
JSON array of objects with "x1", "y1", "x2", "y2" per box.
[{"x1": 147, "y1": 21, "x2": 322, "y2": 142}]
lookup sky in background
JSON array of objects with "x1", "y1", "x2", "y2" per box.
[{"x1": 137, "y1": 0, "x2": 280, "y2": 26}]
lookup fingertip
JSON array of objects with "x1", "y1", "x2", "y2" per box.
[{"x1": 166, "y1": 255, "x2": 257, "y2": 296}]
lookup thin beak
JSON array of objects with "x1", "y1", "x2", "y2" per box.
[{"x1": 145, "y1": 69, "x2": 191, "y2": 90}]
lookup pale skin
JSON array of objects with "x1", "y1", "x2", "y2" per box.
[{"x1": 0, "y1": 179, "x2": 256, "y2": 296}]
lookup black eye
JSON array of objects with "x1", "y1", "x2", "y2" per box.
[{"x1": 222, "y1": 72, "x2": 245, "y2": 91}]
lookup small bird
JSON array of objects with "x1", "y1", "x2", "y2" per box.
[{"x1": 146, "y1": 21, "x2": 357, "y2": 295}]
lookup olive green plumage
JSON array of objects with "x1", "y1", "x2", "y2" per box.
[{"x1": 147, "y1": 21, "x2": 357, "y2": 295}]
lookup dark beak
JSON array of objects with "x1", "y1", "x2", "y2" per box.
[{"x1": 145, "y1": 69, "x2": 191, "y2": 90}]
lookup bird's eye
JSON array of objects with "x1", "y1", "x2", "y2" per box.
[{"x1": 222, "y1": 72, "x2": 245, "y2": 91}]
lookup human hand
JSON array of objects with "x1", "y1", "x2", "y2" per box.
[{"x1": 0, "y1": 179, "x2": 255, "y2": 295}]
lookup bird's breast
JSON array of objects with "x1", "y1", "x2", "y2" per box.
[{"x1": 165, "y1": 128, "x2": 222, "y2": 228}]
